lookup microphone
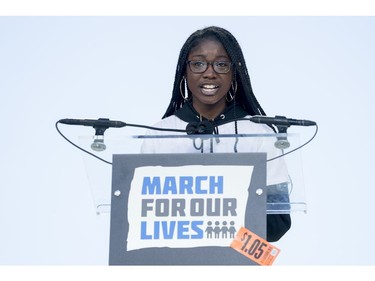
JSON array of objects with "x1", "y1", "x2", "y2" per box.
[
  {"x1": 250, "y1": 115, "x2": 316, "y2": 127},
  {"x1": 186, "y1": 121, "x2": 214, "y2": 135},
  {"x1": 59, "y1": 118, "x2": 126, "y2": 128},
  {"x1": 59, "y1": 118, "x2": 126, "y2": 152}
]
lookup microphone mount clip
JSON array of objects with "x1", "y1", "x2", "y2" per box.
[
  {"x1": 91, "y1": 118, "x2": 112, "y2": 152},
  {"x1": 273, "y1": 116, "x2": 291, "y2": 150},
  {"x1": 92, "y1": 118, "x2": 111, "y2": 136}
]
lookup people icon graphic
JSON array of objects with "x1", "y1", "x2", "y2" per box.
[{"x1": 205, "y1": 221, "x2": 236, "y2": 239}]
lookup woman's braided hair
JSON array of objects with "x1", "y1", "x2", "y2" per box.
[{"x1": 162, "y1": 25, "x2": 266, "y2": 119}]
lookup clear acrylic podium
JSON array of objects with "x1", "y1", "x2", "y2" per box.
[
  {"x1": 79, "y1": 133, "x2": 307, "y2": 265},
  {"x1": 80, "y1": 133, "x2": 307, "y2": 215}
]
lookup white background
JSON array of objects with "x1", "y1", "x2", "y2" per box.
[{"x1": 1, "y1": 11, "x2": 375, "y2": 272}]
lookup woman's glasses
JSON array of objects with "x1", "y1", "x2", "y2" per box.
[{"x1": 187, "y1": 60, "x2": 233, "y2": 74}]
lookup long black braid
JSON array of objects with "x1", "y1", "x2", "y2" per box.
[{"x1": 162, "y1": 25, "x2": 267, "y2": 119}]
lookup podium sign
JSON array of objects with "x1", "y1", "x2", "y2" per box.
[{"x1": 109, "y1": 152, "x2": 267, "y2": 265}]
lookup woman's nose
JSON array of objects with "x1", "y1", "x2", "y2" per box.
[{"x1": 203, "y1": 63, "x2": 217, "y2": 77}]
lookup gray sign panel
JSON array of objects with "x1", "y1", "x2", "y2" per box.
[{"x1": 109, "y1": 153, "x2": 266, "y2": 265}]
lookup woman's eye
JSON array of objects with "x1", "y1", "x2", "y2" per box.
[
  {"x1": 194, "y1": 61, "x2": 205, "y2": 67},
  {"x1": 217, "y1": 62, "x2": 228, "y2": 67}
]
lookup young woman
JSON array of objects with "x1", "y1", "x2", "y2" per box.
[{"x1": 141, "y1": 26, "x2": 291, "y2": 242}]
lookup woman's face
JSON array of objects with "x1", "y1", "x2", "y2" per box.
[{"x1": 186, "y1": 39, "x2": 233, "y2": 119}]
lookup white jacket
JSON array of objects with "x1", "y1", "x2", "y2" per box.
[{"x1": 140, "y1": 114, "x2": 290, "y2": 186}]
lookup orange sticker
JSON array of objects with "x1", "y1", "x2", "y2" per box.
[{"x1": 230, "y1": 226, "x2": 280, "y2": 266}]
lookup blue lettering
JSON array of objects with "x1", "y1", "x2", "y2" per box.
[
  {"x1": 142, "y1": 176, "x2": 161, "y2": 194},
  {"x1": 191, "y1": 221, "x2": 204, "y2": 239},
  {"x1": 179, "y1": 176, "x2": 193, "y2": 194},
  {"x1": 177, "y1": 221, "x2": 190, "y2": 239},
  {"x1": 210, "y1": 176, "x2": 223, "y2": 194},
  {"x1": 141, "y1": 176, "x2": 224, "y2": 195},
  {"x1": 162, "y1": 221, "x2": 175, "y2": 239},
  {"x1": 140, "y1": 221, "x2": 152, "y2": 239},
  {"x1": 140, "y1": 221, "x2": 205, "y2": 240},
  {"x1": 195, "y1": 176, "x2": 208, "y2": 194},
  {"x1": 163, "y1": 176, "x2": 177, "y2": 194}
]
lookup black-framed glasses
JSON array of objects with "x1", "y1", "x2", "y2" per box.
[{"x1": 186, "y1": 60, "x2": 233, "y2": 74}]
